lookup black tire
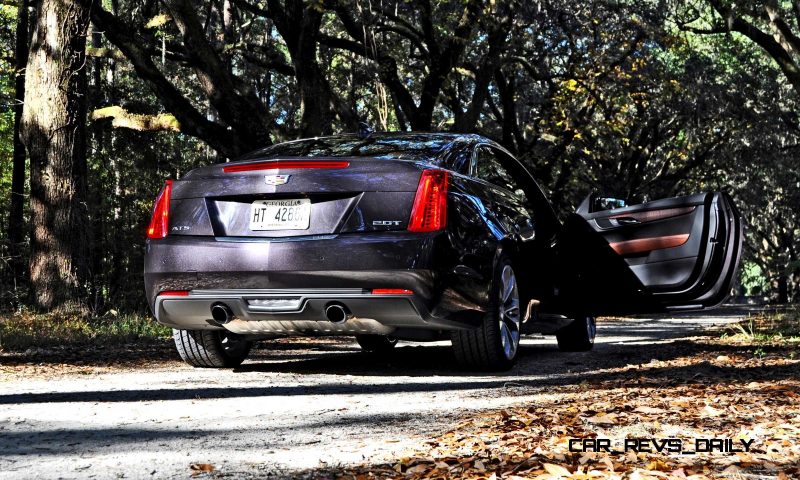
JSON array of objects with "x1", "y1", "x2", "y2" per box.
[
  {"x1": 356, "y1": 334, "x2": 398, "y2": 353},
  {"x1": 556, "y1": 316, "x2": 596, "y2": 352},
  {"x1": 173, "y1": 329, "x2": 252, "y2": 368},
  {"x1": 451, "y1": 254, "x2": 522, "y2": 371}
]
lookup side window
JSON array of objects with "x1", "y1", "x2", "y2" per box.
[
  {"x1": 447, "y1": 145, "x2": 474, "y2": 174},
  {"x1": 474, "y1": 146, "x2": 518, "y2": 192}
]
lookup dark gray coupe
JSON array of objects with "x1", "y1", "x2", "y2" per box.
[{"x1": 144, "y1": 133, "x2": 742, "y2": 370}]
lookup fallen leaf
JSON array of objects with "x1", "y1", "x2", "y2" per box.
[
  {"x1": 634, "y1": 406, "x2": 665, "y2": 414},
  {"x1": 720, "y1": 465, "x2": 741, "y2": 475},
  {"x1": 586, "y1": 413, "x2": 617, "y2": 425},
  {"x1": 543, "y1": 463, "x2": 571, "y2": 477},
  {"x1": 189, "y1": 463, "x2": 215, "y2": 475},
  {"x1": 701, "y1": 404, "x2": 723, "y2": 417}
]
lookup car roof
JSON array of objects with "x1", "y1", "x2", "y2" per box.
[
  {"x1": 271, "y1": 131, "x2": 489, "y2": 146},
  {"x1": 233, "y1": 132, "x2": 511, "y2": 171}
]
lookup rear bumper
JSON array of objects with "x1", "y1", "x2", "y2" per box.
[
  {"x1": 153, "y1": 288, "x2": 467, "y2": 335},
  {"x1": 145, "y1": 232, "x2": 438, "y2": 302},
  {"x1": 144, "y1": 232, "x2": 482, "y2": 335}
]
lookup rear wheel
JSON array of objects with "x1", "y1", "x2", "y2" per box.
[
  {"x1": 451, "y1": 255, "x2": 521, "y2": 371},
  {"x1": 556, "y1": 316, "x2": 596, "y2": 352},
  {"x1": 356, "y1": 334, "x2": 398, "y2": 353},
  {"x1": 173, "y1": 329, "x2": 252, "y2": 368}
]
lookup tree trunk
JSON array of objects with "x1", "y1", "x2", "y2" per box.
[
  {"x1": 293, "y1": 10, "x2": 332, "y2": 137},
  {"x1": 7, "y1": 0, "x2": 29, "y2": 290},
  {"x1": 270, "y1": 1, "x2": 356, "y2": 137},
  {"x1": 21, "y1": 0, "x2": 91, "y2": 312},
  {"x1": 291, "y1": 5, "x2": 354, "y2": 136}
]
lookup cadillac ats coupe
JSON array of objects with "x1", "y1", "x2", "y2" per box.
[{"x1": 144, "y1": 133, "x2": 742, "y2": 370}]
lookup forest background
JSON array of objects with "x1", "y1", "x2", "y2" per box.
[{"x1": 0, "y1": 0, "x2": 798, "y2": 314}]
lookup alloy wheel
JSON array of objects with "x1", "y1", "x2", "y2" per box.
[{"x1": 498, "y1": 264, "x2": 521, "y2": 360}]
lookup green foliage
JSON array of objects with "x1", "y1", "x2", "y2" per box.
[
  {"x1": 0, "y1": 4, "x2": 19, "y2": 309},
  {"x1": 741, "y1": 262, "x2": 768, "y2": 297},
  {"x1": 723, "y1": 307, "x2": 800, "y2": 345},
  {"x1": 0, "y1": 310, "x2": 171, "y2": 351}
]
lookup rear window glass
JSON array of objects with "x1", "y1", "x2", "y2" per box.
[{"x1": 240, "y1": 134, "x2": 454, "y2": 162}]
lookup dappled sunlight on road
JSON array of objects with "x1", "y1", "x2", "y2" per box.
[{"x1": 2, "y1": 308, "x2": 789, "y2": 478}]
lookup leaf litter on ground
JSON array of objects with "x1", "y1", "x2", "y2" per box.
[{"x1": 328, "y1": 328, "x2": 799, "y2": 479}]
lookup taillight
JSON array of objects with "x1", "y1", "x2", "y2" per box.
[
  {"x1": 222, "y1": 160, "x2": 350, "y2": 173},
  {"x1": 372, "y1": 288, "x2": 414, "y2": 295},
  {"x1": 408, "y1": 169, "x2": 448, "y2": 232},
  {"x1": 147, "y1": 180, "x2": 172, "y2": 239},
  {"x1": 158, "y1": 290, "x2": 189, "y2": 297}
]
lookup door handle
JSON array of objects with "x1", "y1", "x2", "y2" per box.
[{"x1": 615, "y1": 217, "x2": 640, "y2": 225}]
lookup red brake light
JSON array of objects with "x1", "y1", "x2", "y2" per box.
[
  {"x1": 223, "y1": 160, "x2": 350, "y2": 173},
  {"x1": 147, "y1": 180, "x2": 172, "y2": 239},
  {"x1": 408, "y1": 170, "x2": 448, "y2": 232},
  {"x1": 159, "y1": 290, "x2": 189, "y2": 297},
  {"x1": 372, "y1": 288, "x2": 414, "y2": 295}
]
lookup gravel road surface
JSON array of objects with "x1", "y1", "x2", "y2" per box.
[{"x1": 0, "y1": 309, "x2": 748, "y2": 479}]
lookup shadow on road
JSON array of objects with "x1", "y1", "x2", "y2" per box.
[
  {"x1": 0, "y1": 354, "x2": 796, "y2": 407},
  {"x1": 2, "y1": 306, "x2": 789, "y2": 384},
  {"x1": 2, "y1": 340, "x2": 796, "y2": 406},
  {"x1": 232, "y1": 310, "x2": 748, "y2": 377}
]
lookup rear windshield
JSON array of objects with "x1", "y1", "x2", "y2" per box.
[{"x1": 240, "y1": 134, "x2": 454, "y2": 162}]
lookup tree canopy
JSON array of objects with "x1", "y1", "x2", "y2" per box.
[{"x1": 0, "y1": 0, "x2": 798, "y2": 311}]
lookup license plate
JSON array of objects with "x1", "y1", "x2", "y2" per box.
[{"x1": 250, "y1": 198, "x2": 310, "y2": 231}]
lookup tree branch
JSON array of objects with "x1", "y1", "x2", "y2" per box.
[
  {"x1": 765, "y1": 0, "x2": 800, "y2": 56},
  {"x1": 164, "y1": 0, "x2": 272, "y2": 146},
  {"x1": 704, "y1": 0, "x2": 800, "y2": 94},
  {"x1": 86, "y1": 0, "x2": 245, "y2": 157},
  {"x1": 91, "y1": 106, "x2": 181, "y2": 132},
  {"x1": 329, "y1": 3, "x2": 419, "y2": 123}
]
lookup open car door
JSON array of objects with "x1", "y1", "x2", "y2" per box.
[{"x1": 553, "y1": 192, "x2": 743, "y2": 316}]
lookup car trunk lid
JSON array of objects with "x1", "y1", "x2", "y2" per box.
[{"x1": 168, "y1": 158, "x2": 425, "y2": 238}]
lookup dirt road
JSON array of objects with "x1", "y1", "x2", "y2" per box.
[{"x1": 0, "y1": 309, "x2": 748, "y2": 479}]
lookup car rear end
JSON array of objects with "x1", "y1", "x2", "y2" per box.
[{"x1": 144, "y1": 155, "x2": 454, "y2": 337}]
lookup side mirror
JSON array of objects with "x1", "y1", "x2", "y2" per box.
[
  {"x1": 595, "y1": 197, "x2": 627, "y2": 211},
  {"x1": 577, "y1": 193, "x2": 628, "y2": 214}
]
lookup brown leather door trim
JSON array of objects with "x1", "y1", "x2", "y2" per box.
[
  {"x1": 609, "y1": 206, "x2": 696, "y2": 223},
  {"x1": 610, "y1": 233, "x2": 690, "y2": 255}
]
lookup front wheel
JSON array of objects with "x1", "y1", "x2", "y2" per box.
[
  {"x1": 173, "y1": 329, "x2": 252, "y2": 368},
  {"x1": 556, "y1": 316, "x2": 596, "y2": 352},
  {"x1": 451, "y1": 255, "x2": 522, "y2": 371}
]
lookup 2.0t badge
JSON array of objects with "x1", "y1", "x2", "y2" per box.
[{"x1": 264, "y1": 174, "x2": 290, "y2": 186}]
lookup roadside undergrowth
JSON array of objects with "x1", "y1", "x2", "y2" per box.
[
  {"x1": 0, "y1": 310, "x2": 176, "y2": 378},
  {"x1": 720, "y1": 307, "x2": 800, "y2": 352},
  {"x1": 0, "y1": 310, "x2": 170, "y2": 352}
]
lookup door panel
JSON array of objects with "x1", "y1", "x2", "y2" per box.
[
  {"x1": 582, "y1": 194, "x2": 707, "y2": 292},
  {"x1": 556, "y1": 192, "x2": 743, "y2": 315}
]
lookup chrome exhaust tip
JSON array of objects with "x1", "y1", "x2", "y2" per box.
[
  {"x1": 211, "y1": 303, "x2": 234, "y2": 324},
  {"x1": 324, "y1": 302, "x2": 352, "y2": 324}
]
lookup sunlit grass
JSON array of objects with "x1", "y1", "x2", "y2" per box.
[
  {"x1": 0, "y1": 310, "x2": 171, "y2": 352},
  {"x1": 721, "y1": 306, "x2": 800, "y2": 346}
]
